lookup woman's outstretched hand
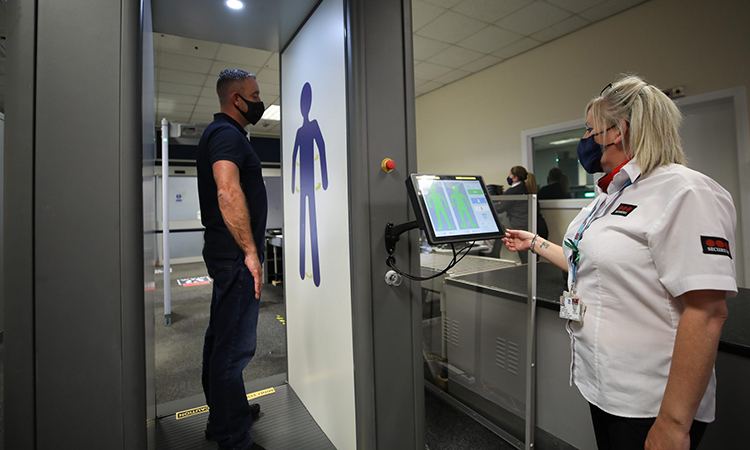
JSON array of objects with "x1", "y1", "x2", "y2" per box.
[{"x1": 501, "y1": 229, "x2": 535, "y2": 252}]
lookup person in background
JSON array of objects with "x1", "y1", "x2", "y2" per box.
[
  {"x1": 502, "y1": 74, "x2": 736, "y2": 450},
  {"x1": 197, "y1": 69, "x2": 268, "y2": 450},
  {"x1": 494, "y1": 165, "x2": 548, "y2": 263},
  {"x1": 538, "y1": 167, "x2": 570, "y2": 199}
]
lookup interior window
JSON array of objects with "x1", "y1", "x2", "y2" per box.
[{"x1": 532, "y1": 127, "x2": 597, "y2": 199}]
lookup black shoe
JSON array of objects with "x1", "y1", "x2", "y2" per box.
[{"x1": 205, "y1": 404, "x2": 262, "y2": 441}]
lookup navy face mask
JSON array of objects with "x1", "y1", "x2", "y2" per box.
[
  {"x1": 576, "y1": 125, "x2": 616, "y2": 174},
  {"x1": 507, "y1": 176, "x2": 514, "y2": 186}
]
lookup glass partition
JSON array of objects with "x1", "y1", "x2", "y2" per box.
[{"x1": 421, "y1": 194, "x2": 540, "y2": 449}]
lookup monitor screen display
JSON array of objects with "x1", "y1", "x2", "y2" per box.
[{"x1": 406, "y1": 174, "x2": 505, "y2": 245}]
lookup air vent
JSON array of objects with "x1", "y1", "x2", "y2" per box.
[
  {"x1": 495, "y1": 338, "x2": 506, "y2": 370},
  {"x1": 508, "y1": 341, "x2": 520, "y2": 375},
  {"x1": 442, "y1": 317, "x2": 459, "y2": 347}
]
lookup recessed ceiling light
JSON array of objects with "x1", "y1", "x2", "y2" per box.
[
  {"x1": 226, "y1": 0, "x2": 244, "y2": 10},
  {"x1": 261, "y1": 105, "x2": 281, "y2": 121}
]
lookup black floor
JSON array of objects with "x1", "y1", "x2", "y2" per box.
[
  {"x1": 425, "y1": 387, "x2": 516, "y2": 450},
  {"x1": 151, "y1": 378, "x2": 335, "y2": 450}
]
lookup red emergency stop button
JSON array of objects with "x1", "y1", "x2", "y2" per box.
[{"x1": 382, "y1": 158, "x2": 396, "y2": 173}]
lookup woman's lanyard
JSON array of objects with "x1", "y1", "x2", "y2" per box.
[{"x1": 565, "y1": 178, "x2": 634, "y2": 291}]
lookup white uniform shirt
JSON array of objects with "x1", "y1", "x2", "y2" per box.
[{"x1": 563, "y1": 160, "x2": 737, "y2": 421}]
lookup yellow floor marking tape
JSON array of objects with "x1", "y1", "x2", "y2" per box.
[{"x1": 175, "y1": 387, "x2": 276, "y2": 420}]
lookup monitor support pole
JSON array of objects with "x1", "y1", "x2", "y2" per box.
[{"x1": 384, "y1": 220, "x2": 419, "y2": 255}]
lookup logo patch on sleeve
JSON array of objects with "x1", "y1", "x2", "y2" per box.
[
  {"x1": 611, "y1": 203, "x2": 637, "y2": 216},
  {"x1": 701, "y1": 236, "x2": 732, "y2": 259}
]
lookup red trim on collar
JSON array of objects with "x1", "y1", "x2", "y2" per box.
[{"x1": 597, "y1": 159, "x2": 631, "y2": 192}]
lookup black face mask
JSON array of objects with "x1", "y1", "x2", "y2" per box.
[{"x1": 235, "y1": 94, "x2": 265, "y2": 126}]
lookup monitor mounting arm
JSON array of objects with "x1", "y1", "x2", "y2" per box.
[{"x1": 385, "y1": 220, "x2": 419, "y2": 256}]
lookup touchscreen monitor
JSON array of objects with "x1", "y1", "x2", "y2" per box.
[{"x1": 406, "y1": 174, "x2": 505, "y2": 245}]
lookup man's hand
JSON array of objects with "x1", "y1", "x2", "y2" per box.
[
  {"x1": 645, "y1": 416, "x2": 690, "y2": 450},
  {"x1": 244, "y1": 254, "x2": 263, "y2": 299}
]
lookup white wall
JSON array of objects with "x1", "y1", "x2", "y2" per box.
[
  {"x1": 281, "y1": 0, "x2": 357, "y2": 448},
  {"x1": 415, "y1": 0, "x2": 750, "y2": 186}
]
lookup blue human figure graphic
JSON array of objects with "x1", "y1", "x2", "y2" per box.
[{"x1": 291, "y1": 82, "x2": 328, "y2": 287}]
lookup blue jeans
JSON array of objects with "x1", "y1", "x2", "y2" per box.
[{"x1": 203, "y1": 253, "x2": 262, "y2": 450}]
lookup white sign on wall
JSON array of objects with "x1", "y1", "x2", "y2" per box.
[{"x1": 281, "y1": 0, "x2": 356, "y2": 448}]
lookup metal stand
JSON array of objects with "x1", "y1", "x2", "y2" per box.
[
  {"x1": 525, "y1": 194, "x2": 538, "y2": 450},
  {"x1": 161, "y1": 118, "x2": 171, "y2": 326}
]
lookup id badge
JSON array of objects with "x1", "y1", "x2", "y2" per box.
[{"x1": 559, "y1": 291, "x2": 585, "y2": 322}]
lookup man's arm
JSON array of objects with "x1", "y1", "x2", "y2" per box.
[
  {"x1": 213, "y1": 160, "x2": 262, "y2": 299},
  {"x1": 646, "y1": 289, "x2": 728, "y2": 450}
]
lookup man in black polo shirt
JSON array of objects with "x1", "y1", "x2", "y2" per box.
[{"x1": 197, "y1": 69, "x2": 268, "y2": 450}]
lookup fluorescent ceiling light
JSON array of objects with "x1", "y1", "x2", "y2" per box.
[
  {"x1": 549, "y1": 138, "x2": 580, "y2": 146},
  {"x1": 226, "y1": 0, "x2": 244, "y2": 10},
  {"x1": 261, "y1": 105, "x2": 280, "y2": 121}
]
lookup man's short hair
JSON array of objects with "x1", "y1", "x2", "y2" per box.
[{"x1": 216, "y1": 69, "x2": 257, "y2": 105}]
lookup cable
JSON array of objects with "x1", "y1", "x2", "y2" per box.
[{"x1": 386, "y1": 241, "x2": 476, "y2": 282}]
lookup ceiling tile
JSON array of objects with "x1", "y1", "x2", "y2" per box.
[
  {"x1": 415, "y1": 78, "x2": 429, "y2": 88},
  {"x1": 158, "y1": 53, "x2": 213, "y2": 74},
  {"x1": 492, "y1": 37, "x2": 542, "y2": 59},
  {"x1": 201, "y1": 86, "x2": 216, "y2": 97},
  {"x1": 209, "y1": 61, "x2": 262, "y2": 78},
  {"x1": 412, "y1": 0, "x2": 447, "y2": 31},
  {"x1": 264, "y1": 95, "x2": 280, "y2": 105},
  {"x1": 159, "y1": 68, "x2": 208, "y2": 86},
  {"x1": 158, "y1": 81, "x2": 203, "y2": 96},
  {"x1": 414, "y1": 61, "x2": 454, "y2": 80},
  {"x1": 453, "y1": 0, "x2": 534, "y2": 23},
  {"x1": 197, "y1": 97, "x2": 220, "y2": 107},
  {"x1": 434, "y1": 69, "x2": 471, "y2": 85},
  {"x1": 154, "y1": 33, "x2": 221, "y2": 59},
  {"x1": 158, "y1": 92, "x2": 198, "y2": 105},
  {"x1": 157, "y1": 102, "x2": 194, "y2": 113},
  {"x1": 415, "y1": 80, "x2": 444, "y2": 97},
  {"x1": 413, "y1": 35, "x2": 451, "y2": 61},
  {"x1": 495, "y1": 1, "x2": 572, "y2": 36},
  {"x1": 580, "y1": 0, "x2": 646, "y2": 21},
  {"x1": 216, "y1": 43, "x2": 273, "y2": 66},
  {"x1": 264, "y1": 53, "x2": 280, "y2": 70},
  {"x1": 426, "y1": 46, "x2": 483, "y2": 69},
  {"x1": 531, "y1": 15, "x2": 590, "y2": 42},
  {"x1": 457, "y1": 25, "x2": 524, "y2": 53},
  {"x1": 422, "y1": 0, "x2": 462, "y2": 7},
  {"x1": 461, "y1": 54, "x2": 503, "y2": 72},
  {"x1": 193, "y1": 105, "x2": 218, "y2": 115},
  {"x1": 416, "y1": 11, "x2": 488, "y2": 44},
  {"x1": 256, "y1": 69, "x2": 280, "y2": 84},
  {"x1": 262, "y1": 83, "x2": 280, "y2": 97},
  {"x1": 546, "y1": 0, "x2": 607, "y2": 14}
]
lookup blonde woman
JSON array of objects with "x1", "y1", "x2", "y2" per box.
[{"x1": 503, "y1": 75, "x2": 736, "y2": 450}]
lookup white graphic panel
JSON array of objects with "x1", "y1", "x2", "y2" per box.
[{"x1": 281, "y1": 0, "x2": 356, "y2": 448}]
